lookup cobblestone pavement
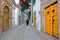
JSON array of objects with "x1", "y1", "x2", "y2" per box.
[{"x1": 0, "y1": 23, "x2": 58, "y2": 40}]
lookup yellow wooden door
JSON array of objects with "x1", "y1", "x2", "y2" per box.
[
  {"x1": 45, "y1": 1, "x2": 58, "y2": 38},
  {"x1": 2, "y1": 6, "x2": 9, "y2": 32},
  {"x1": 50, "y1": 3, "x2": 58, "y2": 38},
  {"x1": 34, "y1": 13, "x2": 36, "y2": 27},
  {"x1": 45, "y1": 7, "x2": 52, "y2": 35},
  {"x1": 5, "y1": 13, "x2": 9, "y2": 30}
]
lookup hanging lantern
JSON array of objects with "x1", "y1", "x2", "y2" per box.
[{"x1": 23, "y1": 0, "x2": 26, "y2": 3}]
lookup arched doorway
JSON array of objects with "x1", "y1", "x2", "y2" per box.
[
  {"x1": 2, "y1": 6, "x2": 10, "y2": 32},
  {"x1": 33, "y1": 11, "x2": 36, "y2": 27}
]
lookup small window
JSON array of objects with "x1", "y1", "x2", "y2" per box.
[{"x1": 52, "y1": 9, "x2": 55, "y2": 13}]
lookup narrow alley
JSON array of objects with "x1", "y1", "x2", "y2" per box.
[
  {"x1": 0, "y1": 0, "x2": 60, "y2": 40},
  {"x1": 0, "y1": 23, "x2": 57, "y2": 40}
]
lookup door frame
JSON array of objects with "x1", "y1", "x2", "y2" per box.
[
  {"x1": 45, "y1": 1, "x2": 58, "y2": 38},
  {"x1": 2, "y1": 4, "x2": 10, "y2": 32}
]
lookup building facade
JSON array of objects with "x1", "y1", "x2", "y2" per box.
[
  {"x1": 0, "y1": 0, "x2": 13, "y2": 36},
  {"x1": 33, "y1": 0, "x2": 41, "y2": 31},
  {"x1": 41, "y1": 0, "x2": 60, "y2": 39}
]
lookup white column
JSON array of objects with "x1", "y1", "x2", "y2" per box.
[{"x1": 12, "y1": 5, "x2": 15, "y2": 27}]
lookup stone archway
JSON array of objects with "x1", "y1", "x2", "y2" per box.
[{"x1": 2, "y1": 6, "x2": 10, "y2": 32}]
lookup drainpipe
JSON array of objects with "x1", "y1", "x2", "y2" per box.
[{"x1": 31, "y1": 0, "x2": 33, "y2": 26}]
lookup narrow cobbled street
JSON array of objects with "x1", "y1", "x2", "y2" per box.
[{"x1": 0, "y1": 23, "x2": 57, "y2": 40}]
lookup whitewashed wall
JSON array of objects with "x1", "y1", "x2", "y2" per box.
[
  {"x1": 12, "y1": 5, "x2": 15, "y2": 27},
  {"x1": 15, "y1": 8, "x2": 20, "y2": 25},
  {"x1": 12, "y1": 0, "x2": 22, "y2": 27},
  {"x1": 33, "y1": 0, "x2": 41, "y2": 31},
  {"x1": 12, "y1": 5, "x2": 20, "y2": 27}
]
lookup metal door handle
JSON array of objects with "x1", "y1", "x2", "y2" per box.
[{"x1": 52, "y1": 19, "x2": 55, "y2": 24}]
